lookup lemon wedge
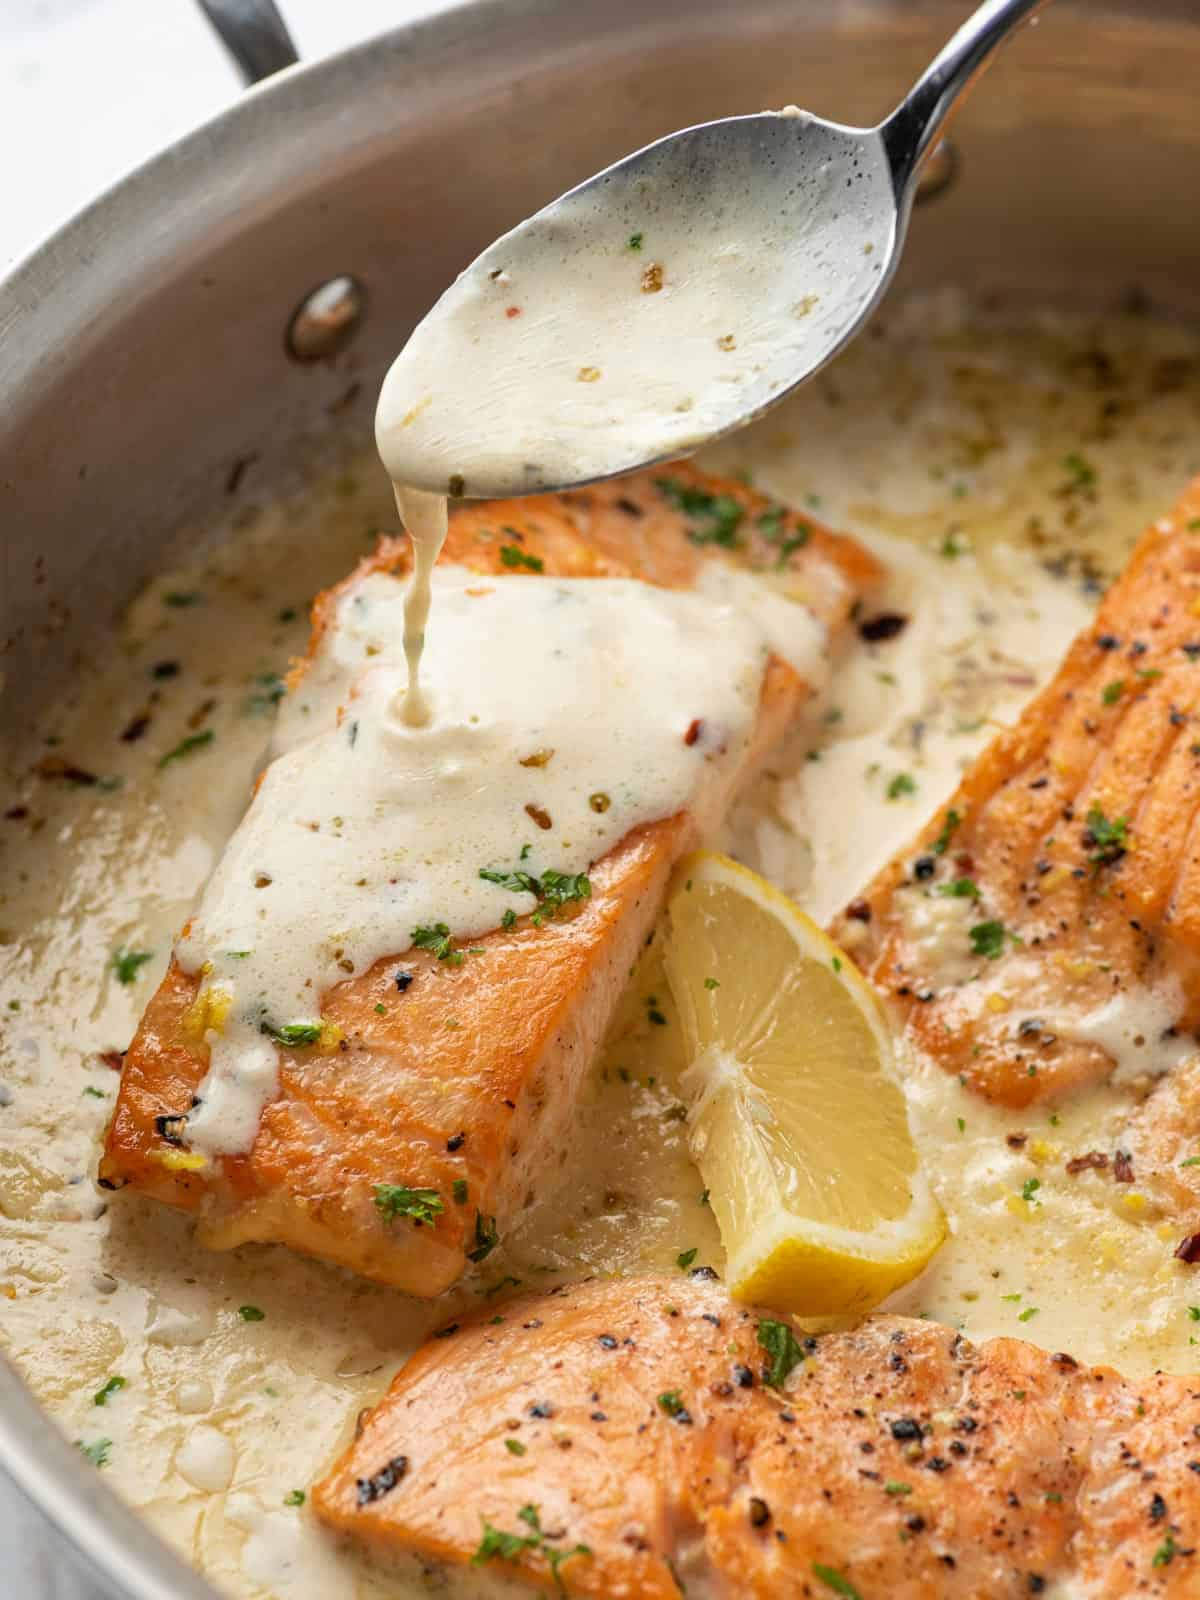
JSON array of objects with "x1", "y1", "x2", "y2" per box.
[{"x1": 662, "y1": 851, "x2": 945, "y2": 1316}]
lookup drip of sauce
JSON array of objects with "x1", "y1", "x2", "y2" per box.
[{"x1": 391, "y1": 485, "x2": 447, "y2": 726}]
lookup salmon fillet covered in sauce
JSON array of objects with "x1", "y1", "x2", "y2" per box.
[
  {"x1": 832, "y1": 476, "x2": 1200, "y2": 1109},
  {"x1": 100, "y1": 466, "x2": 881, "y2": 1294},
  {"x1": 314, "y1": 1273, "x2": 1200, "y2": 1598}
]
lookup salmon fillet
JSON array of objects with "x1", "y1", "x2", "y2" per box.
[
  {"x1": 313, "y1": 1273, "x2": 1200, "y2": 1599},
  {"x1": 831, "y1": 475, "x2": 1200, "y2": 1108},
  {"x1": 99, "y1": 467, "x2": 881, "y2": 1293}
]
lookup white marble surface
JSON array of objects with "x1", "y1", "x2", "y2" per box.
[
  {"x1": 0, "y1": 0, "x2": 435, "y2": 273},
  {"x1": 3, "y1": 4, "x2": 440, "y2": 1593}
]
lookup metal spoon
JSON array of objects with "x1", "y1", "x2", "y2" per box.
[{"x1": 377, "y1": 0, "x2": 1049, "y2": 499}]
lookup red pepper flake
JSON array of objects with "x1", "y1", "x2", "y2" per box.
[
  {"x1": 1113, "y1": 1150, "x2": 1135, "y2": 1183},
  {"x1": 1175, "y1": 1232, "x2": 1200, "y2": 1263},
  {"x1": 845, "y1": 899, "x2": 872, "y2": 923},
  {"x1": 1065, "y1": 1151, "x2": 1109, "y2": 1176},
  {"x1": 505, "y1": 306, "x2": 522, "y2": 319},
  {"x1": 525, "y1": 803, "x2": 552, "y2": 830},
  {"x1": 684, "y1": 719, "x2": 703, "y2": 747}
]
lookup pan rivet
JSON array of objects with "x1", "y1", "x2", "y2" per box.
[
  {"x1": 915, "y1": 138, "x2": 959, "y2": 206},
  {"x1": 286, "y1": 275, "x2": 366, "y2": 362}
]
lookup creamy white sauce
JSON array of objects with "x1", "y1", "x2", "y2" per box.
[
  {"x1": 179, "y1": 572, "x2": 780, "y2": 1157},
  {"x1": 390, "y1": 485, "x2": 447, "y2": 728},
  {"x1": 1050, "y1": 983, "x2": 1194, "y2": 1088},
  {"x1": 374, "y1": 111, "x2": 886, "y2": 497},
  {"x1": 5, "y1": 300, "x2": 1200, "y2": 1599}
]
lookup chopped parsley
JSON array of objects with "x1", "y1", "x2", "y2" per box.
[
  {"x1": 757, "y1": 505, "x2": 786, "y2": 540},
  {"x1": 284, "y1": 1489, "x2": 306, "y2": 1506},
  {"x1": 467, "y1": 1211, "x2": 499, "y2": 1262},
  {"x1": 657, "y1": 1390, "x2": 686, "y2": 1417},
  {"x1": 654, "y1": 477, "x2": 744, "y2": 549},
  {"x1": 884, "y1": 1481, "x2": 912, "y2": 1496},
  {"x1": 267, "y1": 1021, "x2": 322, "y2": 1046},
  {"x1": 111, "y1": 947, "x2": 153, "y2": 985},
  {"x1": 1017, "y1": 1307, "x2": 1039, "y2": 1322},
  {"x1": 937, "y1": 878, "x2": 980, "y2": 900},
  {"x1": 1102, "y1": 679, "x2": 1125, "y2": 705},
  {"x1": 83, "y1": 1086, "x2": 106, "y2": 1099},
  {"x1": 499, "y1": 544, "x2": 544, "y2": 572},
  {"x1": 1084, "y1": 805, "x2": 1129, "y2": 867},
  {"x1": 676, "y1": 1248, "x2": 698, "y2": 1270},
  {"x1": 1182, "y1": 1156, "x2": 1200, "y2": 1168},
  {"x1": 505, "y1": 1438, "x2": 527, "y2": 1456},
  {"x1": 93, "y1": 1376, "x2": 125, "y2": 1407},
  {"x1": 775, "y1": 532, "x2": 811, "y2": 566},
  {"x1": 627, "y1": 232, "x2": 644, "y2": 251},
  {"x1": 956, "y1": 1117, "x2": 966, "y2": 1134},
  {"x1": 931, "y1": 808, "x2": 962, "y2": 856},
  {"x1": 472, "y1": 1504, "x2": 590, "y2": 1593},
  {"x1": 76, "y1": 1438, "x2": 112, "y2": 1468},
  {"x1": 238, "y1": 1304, "x2": 266, "y2": 1321},
  {"x1": 1062, "y1": 451, "x2": 1096, "y2": 491},
  {"x1": 757, "y1": 1318, "x2": 804, "y2": 1388},
  {"x1": 886, "y1": 772, "x2": 916, "y2": 800},
  {"x1": 479, "y1": 864, "x2": 591, "y2": 923},
  {"x1": 452, "y1": 1178, "x2": 469, "y2": 1204},
  {"x1": 374, "y1": 1185, "x2": 444, "y2": 1225},
  {"x1": 501, "y1": 907, "x2": 517, "y2": 930},
  {"x1": 812, "y1": 1565, "x2": 863, "y2": 1600},
  {"x1": 1152, "y1": 1532, "x2": 1178, "y2": 1569},
  {"x1": 411, "y1": 923, "x2": 463, "y2": 964},
  {"x1": 704, "y1": 977, "x2": 720, "y2": 990},
  {"x1": 1188, "y1": 1306, "x2": 1200, "y2": 1322},
  {"x1": 1020, "y1": 1177, "x2": 1042, "y2": 1205},
  {"x1": 158, "y1": 729, "x2": 214, "y2": 768},
  {"x1": 245, "y1": 671, "x2": 286, "y2": 714},
  {"x1": 970, "y1": 919, "x2": 1016, "y2": 960}
]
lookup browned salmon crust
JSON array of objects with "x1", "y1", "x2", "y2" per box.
[
  {"x1": 314, "y1": 1273, "x2": 1200, "y2": 1599},
  {"x1": 100, "y1": 467, "x2": 881, "y2": 1294},
  {"x1": 832, "y1": 476, "x2": 1200, "y2": 1109}
]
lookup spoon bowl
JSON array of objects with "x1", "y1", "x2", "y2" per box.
[{"x1": 377, "y1": 0, "x2": 1047, "y2": 500}]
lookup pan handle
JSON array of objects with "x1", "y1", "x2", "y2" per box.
[{"x1": 194, "y1": 0, "x2": 300, "y2": 86}]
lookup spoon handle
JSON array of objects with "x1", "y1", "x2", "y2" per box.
[{"x1": 881, "y1": 0, "x2": 1051, "y2": 195}]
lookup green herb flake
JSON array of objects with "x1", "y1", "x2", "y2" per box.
[
  {"x1": 159, "y1": 729, "x2": 215, "y2": 769},
  {"x1": 83, "y1": 1086, "x2": 106, "y2": 1099},
  {"x1": 884, "y1": 1481, "x2": 912, "y2": 1496},
  {"x1": 498, "y1": 544, "x2": 544, "y2": 573},
  {"x1": 269, "y1": 1021, "x2": 322, "y2": 1047},
  {"x1": 886, "y1": 772, "x2": 917, "y2": 801},
  {"x1": 1084, "y1": 805, "x2": 1130, "y2": 867},
  {"x1": 111, "y1": 948, "x2": 153, "y2": 985},
  {"x1": 501, "y1": 907, "x2": 517, "y2": 929},
  {"x1": 966, "y1": 921, "x2": 1017, "y2": 953},
  {"x1": 468, "y1": 1211, "x2": 499, "y2": 1263},
  {"x1": 1020, "y1": 1177, "x2": 1042, "y2": 1205},
  {"x1": 932, "y1": 808, "x2": 963, "y2": 856},
  {"x1": 472, "y1": 1504, "x2": 590, "y2": 1593},
  {"x1": 452, "y1": 1178, "x2": 469, "y2": 1205},
  {"x1": 93, "y1": 1376, "x2": 126, "y2": 1407},
  {"x1": 657, "y1": 1390, "x2": 685, "y2": 1417},
  {"x1": 703, "y1": 977, "x2": 720, "y2": 990},
  {"x1": 505, "y1": 1438, "x2": 527, "y2": 1456},
  {"x1": 1102, "y1": 680, "x2": 1125, "y2": 705},
  {"x1": 374, "y1": 1185, "x2": 444, "y2": 1225},
  {"x1": 757, "y1": 1318, "x2": 804, "y2": 1388},
  {"x1": 937, "y1": 878, "x2": 980, "y2": 900},
  {"x1": 956, "y1": 1117, "x2": 966, "y2": 1134},
  {"x1": 1188, "y1": 1306, "x2": 1200, "y2": 1322},
  {"x1": 1152, "y1": 1532, "x2": 1178, "y2": 1569},
  {"x1": 411, "y1": 922, "x2": 463, "y2": 964},
  {"x1": 627, "y1": 232, "x2": 644, "y2": 251},
  {"x1": 1182, "y1": 1156, "x2": 1200, "y2": 1168},
  {"x1": 1017, "y1": 1307, "x2": 1039, "y2": 1322},
  {"x1": 655, "y1": 477, "x2": 744, "y2": 549},
  {"x1": 677, "y1": 1248, "x2": 698, "y2": 1270},
  {"x1": 284, "y1": 1489, "x2": 306, "y2": 1506},
  {"x1": 238, "y1": 1305, "x2": 266, "y2": 1322},
  {"x1": 76, "y1": 1438, "x2": 112, "y2": 1468},
  {"x1": 812, "y1": 1564, "x2": 863, "y2": 1600},
  {"x1": 1062, "y1": 451, "x2": 1096, "y2": 490}
]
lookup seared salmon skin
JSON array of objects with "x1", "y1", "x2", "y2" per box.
[
  {"x1": 833, "y1": 476, "x2": 1200, "y2": 1107},
  {"x1": 313, "y1": 1273, "x2": 1200, "y2": 1599},
  {"x1": 100, "y1": 467, "x2": 881, "y2": 1293}
]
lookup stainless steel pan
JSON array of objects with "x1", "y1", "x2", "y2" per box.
[{"x1": 2, "y1": 0, "x2": 1198, "y2": 1594}]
